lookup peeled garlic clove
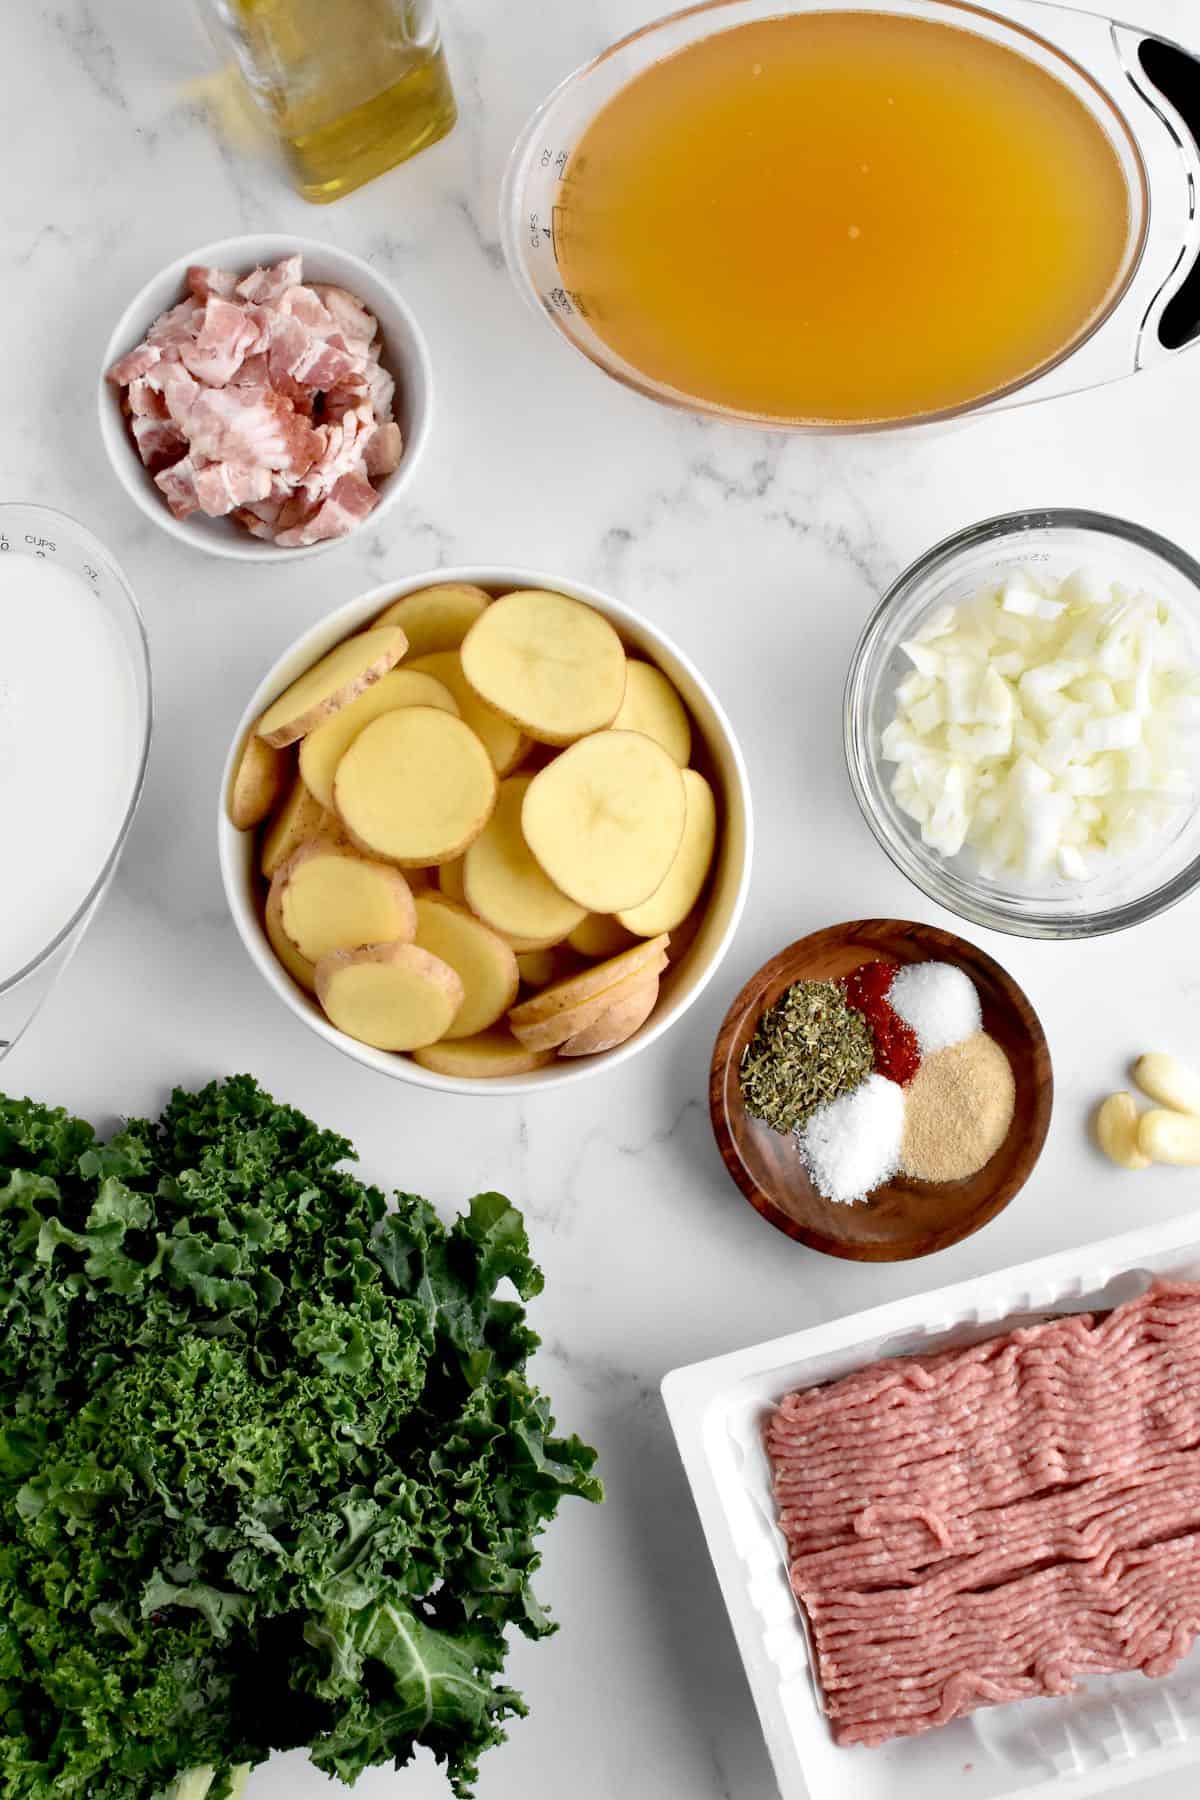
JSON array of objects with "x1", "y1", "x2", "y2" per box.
[
  {"x1": 1133, "y1": 1053, "x2": 1200, "y2": 1117},
  {"x1": 1095, "y1": 1093, "x2": 1151, "y2": 1170},
  {"x1": 1138, "y1": 1107, "x2": 1200, "y2": 1166}
]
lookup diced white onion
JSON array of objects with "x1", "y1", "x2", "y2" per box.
[{"x1": 881, "y1": 564, "x2": 1198, "y2": 883}]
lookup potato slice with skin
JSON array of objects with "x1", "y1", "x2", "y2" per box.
[
  {"x1": 508, "y1": 935, "x2": 670, "y2": 1027},
  {"x1": 228, "y1": 728, "x2": 290, "y2": 831},
  {"x1": 611, "y1": 661, "x2": 692, "y2": 767},
  {"x1": 316, "y1": 943, "x2": 464, "y2": 1051},
  {"x1": 260, "y1": 778, "x2": 340, "y2": 879},
  {"x1": 517, "y1": 946, "x2": 576, "y2": 989},
  {"x1": 256, "y1": 627, "x2": 407, "y2": 748},
  {"x1": 464, "y1": 775, "x2": 586, "y2": 944},
  {"x1": 264, "y1": 878, "x2": 316, "y2": 994},
  {"x1": 277, "y1": 841, "x2": 416, "y2": 964},
  {"x1": 567, "y1": 914, "x2": 638, "y2": 960},
  {"x1": 522, "y1": 731, "x2": 686, "y2": 912},
  {"x1": 444, "y1": 848, "x2": 564, "y2": 952},
  {"x1": 617, "y1": 770, "x2": 717, "y2": 937},
  {"x1": 558, "y1": 973, "x2": 660, "y2": 1057},
  {"x1": 407, "y1": 651, "x2": 529, "y2": 776},
  {"x1": 372, "y1": 583, "x2": 491, "y2": 655},
  {"x1": 500, "y1": 928, "x2": 570, "y2": 953},
  {"x1": 334, "y1": 707, "x2": 497, "y2": 867},
  {"x1": 664, "y1": 903, "x2": 705, "y2": 967},
  {"x1": 461, "y1": 589, "x2": 627, "y2": 745},
  {"x1": 411, "y1": 1026, "x2": 554, "y2": 1079},
  {"x1": 438, "y1": 858, "x2": 466, "y2": 904},
  {"x1": 299, "y1": 669, "x2": 460, "y2": 809},
  {"x1": 413, "y1": 892, "x2": 519, "y2": 1039},
  {"x1": 510, "y1": 958, "x2": 666, "y2": 1052}
]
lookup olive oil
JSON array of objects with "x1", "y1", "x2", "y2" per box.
[
  {"x1": 220, "y1": 0, "x2": 456, "y2": 203},
  {"x1": 557, "y1": 13, "x2": 1132, "y2": 424}
]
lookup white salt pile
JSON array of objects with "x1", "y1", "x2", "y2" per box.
[
  {"x1": 797, "y1": 1073, "x2": 906, "y2": 1205},
  {"x1": 888, "y1": 961, "x2": 982, "y2": 1056}
]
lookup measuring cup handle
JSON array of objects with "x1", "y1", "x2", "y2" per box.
[{"x1": 1119, "y1": 28, "x2": 1200, "y2": 360}]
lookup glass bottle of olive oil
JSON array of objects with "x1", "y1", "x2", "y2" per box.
[{"x1": 199, "y1": 0, "x2": 457, "y2": 203}]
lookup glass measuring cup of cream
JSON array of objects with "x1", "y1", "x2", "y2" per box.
[
  {"x1": 0, "y1": 505, "x2": 151, "y2": 1056},
  {"x1": 502, "y1": 0, "x2": 1200, "y2": 432}
]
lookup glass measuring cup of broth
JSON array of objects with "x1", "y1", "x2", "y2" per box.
[
  {"x1": 501, "y1": 0, "x2": 1200, "y2": 432},
  {"x1": 0, "y1": 506, "x2": 151, "y2": 1057}
]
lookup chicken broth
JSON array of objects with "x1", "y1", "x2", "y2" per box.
[{"x1": 556, "y1": 12, "x2": 1134, "y2": 424}]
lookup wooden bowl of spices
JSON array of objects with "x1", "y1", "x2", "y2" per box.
[{"x1": 709, "y1": 919, "x2": 1052, "y2": 1260}]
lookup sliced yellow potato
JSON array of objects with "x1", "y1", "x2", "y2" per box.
[
  {"x1": 508, "y1": 935, "x2": 670, "y2": 1028},
  {"x1": 611, "y1": 660, "x2": 692, "y2": 767},
  {"x1": 256, "y1": 627, "x2": 408, "y2": 748},
  {"x1": 260, "y1": 778, "x2": 340, "y2": 879},
  {"x1": 315, "y1": 943, "x2": 464, "y2": 1051},
  {"x1": 411, "y1": 1026, "x2": 554, "y2": 1079},
  {"x1": 372, "y1": 583, "x2": 492, "y2": 655},
  {"x1": 407, "y1": 651, "x2": 529, "y2": 776},
  {"x1": 558, "y1": 974, "x2": 660, "y2": 1057},
  {"x1": 334, "y1": 707, "x2": 497, "y2": 867},
  {"x1": 227, "y1": 728, "x2": 290, "y2": 831},
  {"x1": 616, "y1": 770, "x2": 717, "y2": 936},
  {"x1": 299, "y1": 669, "x2": 459, "y2": 809},
  {"x1": 516, "y1": 947, "x2": 575, "y2": 989},
  {"x1": 413, "y1": 892, "x2": 519, "y2": 1039},
  {"x1": 464, "y1": 775, "x2": 587, "y2": 945},
  {"x1": 521, "y1": 730, "x2": 686, "y2": 912},
  {"x1": 277, "y1": 841, "x2": 416, "y2": 964},
  {"x1": 438, "y1": 858, "x2": 466, "y2": 904},
  {"x1": 460, "y1": 589, "x2": 626, "y2": 745},
  {"x1": 567, "y1": 914, "x2": 638, "y2": 960},
  {"x1": 264, "y1": 877, "x2": 316, "y2": 994},
  {"x1": 510, "y1": 959, "x2": 666, "y2": 1052},
  {"x1": 664, "y1": 903, "x2": 705, "y2": 967},
  {"x1": 499, "y1": 928, "x2": 570, "y2": 953}
]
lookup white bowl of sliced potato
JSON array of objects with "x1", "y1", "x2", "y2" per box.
[{"x1": 218, "y1": 569, "x2": 752, "y2": 1091}]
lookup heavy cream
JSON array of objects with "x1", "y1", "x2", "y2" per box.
[{"x1": 0, "y1": 555, "x2": 140, "y2": 979}]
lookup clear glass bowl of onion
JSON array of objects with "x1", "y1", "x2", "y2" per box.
[{"x1": 845, "y1": 509, "x2": 1200, "y2": 939}]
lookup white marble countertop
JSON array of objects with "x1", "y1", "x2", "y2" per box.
[{"x1": 6, "y1": 2, "x2": 1200, "y2": 1796}]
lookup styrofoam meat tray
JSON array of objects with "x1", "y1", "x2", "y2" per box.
[{"x1": 662, "y1": 1215, "x2": 1200, "y2": 1800}]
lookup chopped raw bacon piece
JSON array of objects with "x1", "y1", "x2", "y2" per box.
[
  {"x1": 187, "y1": 386, "x2": 320, "y2": 475},
  {"x1": 179, "y1": 297, "x2": 263, "y2": 388},
  {"x1": 154, "y1": 456, "x2": 201, "y2": 520},
  {"x1": 365, "y1": 359, "x2": 395, "y2": 421},
  {"x1": 311, "y1": 282, "x2": 378, "y2": 349},
  {"x1": 232, "y1": 506, "x2": 279, "y2": 540},
  {"x1": 146, "y1": 297, "x2": 203, "y2": 351},
  {"x1": 236, "y1": 255, "x2": 304, "y2": 305},
  {"x1": 107, "y1": 343, "x2": 161, "y2": 386},
  {"x1": 274, "y1": 471, "x2": 380, "y2": 547},
  {"x1": 364, "y1": 422, "x2": 403, "y2": 477},
  {"x1": 279, "y1": 285, "x2": 337, "y2": 332},
  {"x1": 108, "y1": 251, "x2": 401, "y2": 545},
  {"x1": 131, "y1": 414, "x2": 187, "y2": 475},
  {"x1": 126, "y1": 377, "x2": 168, "y2": 420},
  {"x1": 193, "y1": 459, "x2": 275, "y2": 518},
  {"x1": 230, "y1": 350, "x2": 271, "y2": 389},
  {"x1": 186, "y1": 264, "x2": 240, "y2": 301}
]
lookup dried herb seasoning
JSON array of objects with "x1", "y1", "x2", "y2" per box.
[{"x1": 740, "y1": 978, "x2": 874, "y2": 1134}]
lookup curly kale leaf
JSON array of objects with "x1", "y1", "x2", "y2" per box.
[{"x1": 0, "y1": 1076, "x2": 600, "y2": 1799}]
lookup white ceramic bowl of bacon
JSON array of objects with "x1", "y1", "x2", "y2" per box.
[{"x1": 97, "y1": 234, "x2": 432, "y2": 561}]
